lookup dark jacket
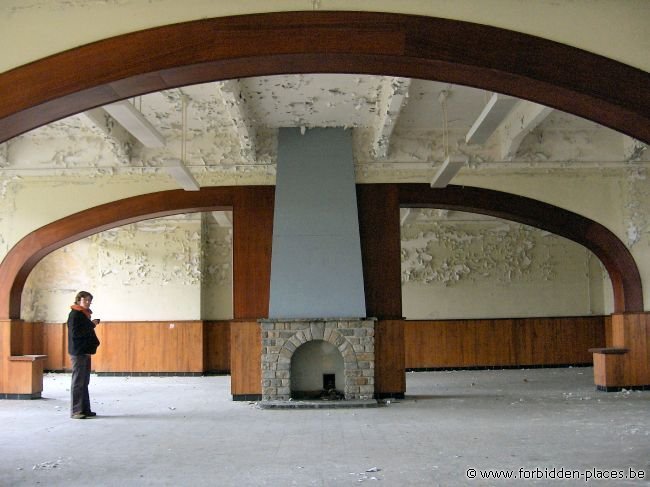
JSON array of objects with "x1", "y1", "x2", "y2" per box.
[{"x1": 67, "y1": 309, "x2": 100, "y2": 355}]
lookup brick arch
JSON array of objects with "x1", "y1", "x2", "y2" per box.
[
  {"x1": 261, "y1": 319, "x2": 375, "y2": 400},
  {"x1": 284, "y1": 330, "x2": 359, "y2": 397},
  {"x1": 284, "y1": 328, "x2": 357, "y2": 365}
]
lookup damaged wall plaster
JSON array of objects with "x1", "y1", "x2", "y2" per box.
[
  {"x1": 200, "y1": 214, "x2": 233, "y2": 320},
  {"x1": 401, "y1": 210, "x2": 610, "y2": 319},
  {"x1": 21, "y1": 213, "x2": 234, "y2": 322},
  {"x1": 623, "y1": 152, "x2": 650, "y2": 308}
]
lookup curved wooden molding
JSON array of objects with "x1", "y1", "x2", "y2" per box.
[
  {"x1": 0, "y1": 12, "x2": 648, "y2": 144},
  {"x1": 0, "y1": 184, "x2": 642, "y2": 319},
  {"x1": 399, "y1": 184, "x2": 643, "y2": 314}
]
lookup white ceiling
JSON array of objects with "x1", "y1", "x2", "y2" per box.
[{"x1": 2, "y1": 74, "x2": 647, "y2": 183}]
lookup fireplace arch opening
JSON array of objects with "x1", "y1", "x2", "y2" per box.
[
  {"x1": 291, "y1": 340, "x2": 345, "y2": 400},
  {"x1": 260, "y1": 319, "x2": 375, "y2": 401}
]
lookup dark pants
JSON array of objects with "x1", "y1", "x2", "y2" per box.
[{"x1": 70, "y1": 354, "x2": 92, "y2": 415}]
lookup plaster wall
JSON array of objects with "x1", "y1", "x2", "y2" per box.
[
  {"x1": 200, "y1": 215, "x2": 234, "y2": 320},
  {"x1": 401, "y1": 212, "x2": 612, "y2": 319},
  {"x1": 21, "y1": 214, "x2": 234, "y2": 322},
  {"x1": 18, "y1": 203, "x2": 611, "y2": 322},
  {"x1": 0, "y1": 1, "x2": 647, "y2": 74}
]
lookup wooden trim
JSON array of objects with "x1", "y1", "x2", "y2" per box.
[
  {"x1": 404, "y1": 316, "x2": 606, "y2": 369},
  {"x1": 398, "y1": 184, "x2": 643, "y2": 313},
  {"x1": 0, "y1": 12, "x2": 647, "y2": 144}
]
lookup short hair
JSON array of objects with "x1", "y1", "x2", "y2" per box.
[{"x1": 74, "y1": 291, "x2": 93, "y2": 304}]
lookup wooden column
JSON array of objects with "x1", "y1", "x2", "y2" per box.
[
  {"x1": 357, "y1": 184, "x2": 405, "y2": 397},
  {"x1": 230, "y1": 321, "x2": 262, "y2": 400},
  {"x1": 0, "y1": 320, "x2": 46, "y2": 398},
  {"x1": 230, "y1": 186, "x2": 273, "y2": 398},
  {"x1": 591, "y1": 313, "x2": 650, "y2": 390},
  {"x1": 232, "y1": 186, "x2": 274, "y2": 319}
]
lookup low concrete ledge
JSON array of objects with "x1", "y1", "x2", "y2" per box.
[{"x1": 259, "y1": 399, "x2": 378, "y2": 409}]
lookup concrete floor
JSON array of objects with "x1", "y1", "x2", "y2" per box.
[{"x1": 1, "y1": 368, "x2": 649, "y2": 486}]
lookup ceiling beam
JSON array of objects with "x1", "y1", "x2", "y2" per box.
[
  {"x1": 80, "y1": 108, "x2": 133, "y2": 164},
  {"x1": 371, "y1": 77, "x2": 411, "y2": 159},
  {"x1": 217, "y1": 79, "x2": 257, "y2": 162},
  {"x1": 211, "y1": 211, "x2": 232, "y2": 227},
  {"x1": 500, "y1": 101, "x2": 553, "y2": 160},
  {"x1": 103, "y1": 101, "x2": 166, "y2": 148},
  {"x1": 163, "y1": 159, "x2": 200, "y2": 191},
  {"x1": 430, "y1": 155, "x2": 467, "y2": 188},
  {"x1": 465, "y1": 93, "x2": 518, "y2": 145}
]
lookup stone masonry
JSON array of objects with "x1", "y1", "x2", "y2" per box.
[{"x1": 259, "y1": 318, "x2": 375, "y2": 401}]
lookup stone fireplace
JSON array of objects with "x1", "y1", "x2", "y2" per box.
[
  {"x1": 262, "y1": 129, "x2": 373, "y2": 404},
  {"x1": 260, "y1": 318, "x2": 375, "y2": 401}
]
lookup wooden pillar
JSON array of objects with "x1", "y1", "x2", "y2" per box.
[
  {"x1": 230, "y1": 186, "x2": 274, "y2": 398},
  {"x1": 357, "y1": 184, "x2": 405, "y2": 398},
  {"x1": 229, "y1": 321, "x2": 262, "y2": 400},
  {"x1": 232, "y1": 186, "x2": 274, "y2": 319},
  {"x1": 591, "y1": 313, "x2": 650, "y2": 390},
  {"x1": 0, "y1": 320, "x2": 46, "y2": 399}
]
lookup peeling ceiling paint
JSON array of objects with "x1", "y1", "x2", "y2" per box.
[{"x1": 1, "y1": 74, "x2": 646, "y2": 184}]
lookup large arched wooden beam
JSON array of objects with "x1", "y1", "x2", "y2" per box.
[
  {"x1": 0, "y1": 184, "x2": 642, "y2": 319},
  {"x1": 0, "y1": 12, "x2": 648, "y2": 144},
  {"x1": 399, "y1": 184, "x2": 643, "y2": 313}
]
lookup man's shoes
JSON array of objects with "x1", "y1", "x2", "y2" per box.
[
  {"x1": 71, "y1": 413, "x2": 87, "y2": 419},
  {"x1": 84, "y1": 411, "x2": 97, "y2": 417}
]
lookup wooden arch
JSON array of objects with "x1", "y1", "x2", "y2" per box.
[
  {"x1": 0, "y1": 11, "x2": 648, "y2": 144},
  {"x1": 399, "y1": 184, "x2": 643, "y2": 314},
  {"x1": 0, "y1": 184, "x2": 642, "y2": 319},
  {"x1": 0, "y1": 11, "x2": 646, "y2": 317}
]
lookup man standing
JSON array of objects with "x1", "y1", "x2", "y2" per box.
[{"x1": 67, "y1": 291, "x2": 101, "y2": 419}]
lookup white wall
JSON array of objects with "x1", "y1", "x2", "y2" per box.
[
  {"x1": 1, "y1": 1, "x2": 647, "y2": 73},
  {"x1": 21, "y1": 214, "x2": 233, "y2": 322},
  {"x1": 401, "y1": 211, "x2": 612, "y2": 319},
  {"x1": 21, "y1": 203, "x2": 614, "y2": 322}
]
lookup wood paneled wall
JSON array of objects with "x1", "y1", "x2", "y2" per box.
[
  {"x1": 36, "y1": 316, "x2": 604, "y2": 378},
  {"x1": 404, "y1": 316, "x2": 606, "y2": 369},
  {"x1": 229, "y1": 321, "x2": 261, "y2": 396},
  {"x1": 205, "y1": 321, "x2": 230, "y2": 372},
  {"x1": 39, "y1": 321, "x2": 231, "y2": 374},
  {"x1": 93, "y1": 321, "x2": 204, "y2": 373},
  {"x1": 374, "y1": 320, "x2": 405, "y2": 395}
]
